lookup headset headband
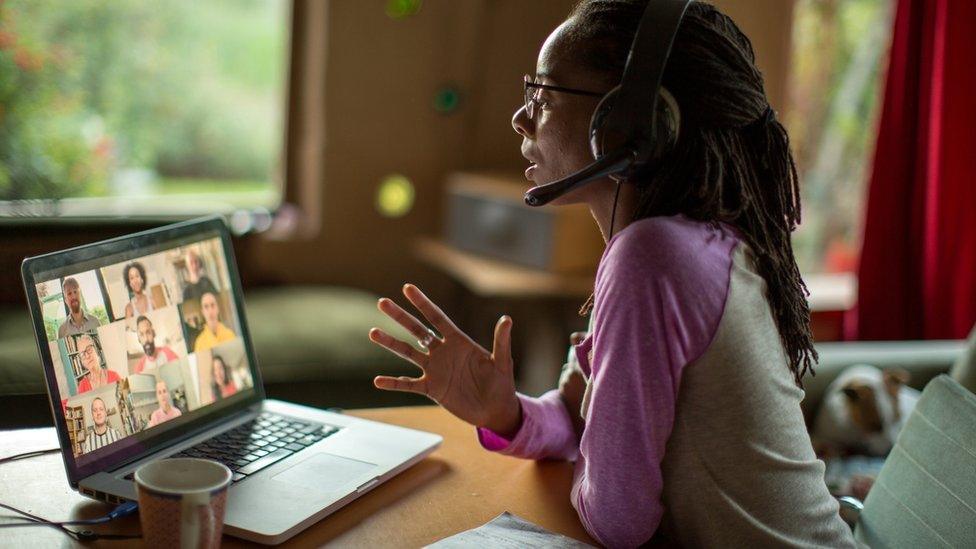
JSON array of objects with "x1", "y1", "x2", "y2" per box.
[
  {"x1": 524, "y1": 0, "x2": 692, "y2": 207},
  {"x1": 598, "y1": 0, "x2": 691, "y2": 162}
]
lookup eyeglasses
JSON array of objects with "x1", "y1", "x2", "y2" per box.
[
  {"x1": 81, "y1": 345, "x2": 98, "y2": 359},
  {"x1": 523, "y1": 74, "x2": 604, "y2": 120}
]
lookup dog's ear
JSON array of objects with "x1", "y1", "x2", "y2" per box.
[
  {"x1": 844, "y1": 384, "x2": 884, "y2": 433},
  {"x1": 883, "y1": 368, "x2": 910, "y2": 397},
  {"x1": 883, "y1": 368, "x2": 910, "y2": 386}
]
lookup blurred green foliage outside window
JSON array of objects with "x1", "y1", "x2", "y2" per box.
[
  {"x1": 787, "y1": 0, "x2": 893, "y2": 275},
  {"x1": 0, "y1": 0, "x2": 287, "y2": 215}
]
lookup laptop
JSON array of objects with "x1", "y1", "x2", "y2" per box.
[{"x1": 21, "y1": 215, "x2": 442, "y2": 544}]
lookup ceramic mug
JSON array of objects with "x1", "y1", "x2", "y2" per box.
[{"x1": 135, "y1": 457, "x2": 232, "y2": 548}]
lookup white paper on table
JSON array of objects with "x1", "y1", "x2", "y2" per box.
[{"x1": 425, "y1": 512, "x2": 595, "y2": 549}]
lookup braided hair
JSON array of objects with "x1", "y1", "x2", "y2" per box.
[{"x1": 567, "y1": 0, "x2": 816, "y2": 386}]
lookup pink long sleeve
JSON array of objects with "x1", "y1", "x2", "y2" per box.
[
  {"x1": 478, "y1": 216, "x2": 736, "y2": 547},
  {"x1": 476, "y1": 390, "x2": 579, "y2": 461}
]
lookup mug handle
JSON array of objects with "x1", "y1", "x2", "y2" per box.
[
  {"x1": 181, "y1": 494, "x2": 214, "y2": 548},
  {"x1": 200, "y1": 503, "x2": 215, "y2": 548}
]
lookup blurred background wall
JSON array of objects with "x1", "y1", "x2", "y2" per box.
[{"x1": 246, "y1": 0, "x2": 796, "y2": 300}]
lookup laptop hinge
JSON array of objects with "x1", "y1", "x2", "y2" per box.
[{"x1": 107, "y1": 406, "x2": 262, "y2": 474}]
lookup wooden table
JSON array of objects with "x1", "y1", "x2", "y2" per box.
[{"x1": 0, "y1": 406, "x2": 595, "y2": 547}]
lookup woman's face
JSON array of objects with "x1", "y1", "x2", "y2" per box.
[
  {"x1": 80, "y1": 338, "x2": 99, "y2": 373},
  {"x1": 213, "y1": 359, "x2": 226, "y2": 385},
  {"x1": 127, "y1": 267, "x2": 144, "y2": 294},
  {"x1": 513, "y1": 20, "x2": 611, "y2": 206}
]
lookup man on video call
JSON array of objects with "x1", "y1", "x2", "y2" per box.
[
  {"x1": 83, "y1": 397, "x2": 122, "y2": 453},
  {"x1": 57, "y1": 277, "x2": 102, "y2": 338},
  {"x1": 182, "y1": 248, "x2": 218, "y2": 303},
  {"x1": 133, "y1": 316, "x2": 179, "y2": 374}
]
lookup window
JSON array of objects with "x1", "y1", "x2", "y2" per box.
[
  {"x1": 0, "y1": 0, "x2": 289, "y2": 218},
  {"x1": 786, "y1": 0, "x2": 894, "y2": 276}
]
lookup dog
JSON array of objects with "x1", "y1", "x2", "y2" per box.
[{"x1": 813, "y1": 364, "x2": 921, "y2": 457}]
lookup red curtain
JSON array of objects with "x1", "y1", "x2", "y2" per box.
[{"x1": 850, "y1": 0, "x2": 976, "y2": 341}]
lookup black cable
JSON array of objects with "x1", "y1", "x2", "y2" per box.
[
  {"x1": 608, "y1": 180, "x2": 623, "y2": 240},
  {"x1": 0, "y1": 501, "x2": 141, "y2": 540},
  {"x1": 0, "y1": 450, "x2": 141, "y2": 540},
  {"x1": 0, "y1": 447, "x2": 60, "y2": 465},
  {"x1": 0, "y1": 502, "x2": 93, "y2": 540},
  {"x1": 0, "y1": 500, "x2": 137, "y2": 527}
]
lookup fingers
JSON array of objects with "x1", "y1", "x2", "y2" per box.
[
  {"x1": 368, "y1": 328, "x2": 428, "y2": 367},
  {"x1": 402, "y1": 284, "x2": 457, "y2": 337},
  {"x1": 374, "y1": 375, "x2": 428, "y2": 396},
  {"x1": 491, "y1": 315, "x2": 513, "y2": 371},
  {"x1": 377, "y1": 298, "x2": 441, "y2": 349},
  {"x1": 570, "y1": 332, "x2": 587, "y2": 345}
]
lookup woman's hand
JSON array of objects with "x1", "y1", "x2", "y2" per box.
[
  {"x1": 368, "y1": 284, "x2": 522, "y2": 438},
  {"x1": 559, "y1": 331, "x2": 588, "y2": 438}
]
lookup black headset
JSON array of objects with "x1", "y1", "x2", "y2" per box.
[{"x1": 524, "y1": 0, "x2": 692, "y2": 207}]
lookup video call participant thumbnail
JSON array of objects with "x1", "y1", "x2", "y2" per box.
[
  {"x1": 123, "y1": 261, "x2": 154, "y2": 319},
  {"x1": 84, "y1": 397, "x2": 123, "y2": 453},
  {"x1": 147, "y1": 379, "x2": 182, "y2": 428},
  {"x1": 58, "y1": 277, "x2": 102, "y2": 338},
  {"x1": 182, "y1": 248, "x2": 218, "y2": 303},
  {"x1": 193, "y1": 292, "x2": 235, "y2": 353},
  {"x1": 133, "y1": 315, "x2": 179, "y2": 374},
  {"x1": 211, "y1": 355, "x2": 238, "y2": 401},
  {"x1": 76, "y1": 334, "x2": 121, "y2": 394}
]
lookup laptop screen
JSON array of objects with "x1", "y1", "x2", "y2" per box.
[{"x1": 24, "y1": 218, "x2": 260, "y2": 479}]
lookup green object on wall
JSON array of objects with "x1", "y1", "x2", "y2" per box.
[
  {"x1": 386, "y1": 0, "x2": 422, "y2": 19},
  {"x1": 433, "y1": 86, "x2": 461, "y2": 114}
]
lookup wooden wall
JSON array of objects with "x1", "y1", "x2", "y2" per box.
[{"x1": 246, "y1": 0, "x2": 797, "y2": 299}]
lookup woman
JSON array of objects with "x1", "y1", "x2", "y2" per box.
[
  {"x1": 210, "y1": 355, "x2": 238, "y2": 401},
  {"x1": 123, "y1": 261, "x2": 154, "y2": 319},
  {"x1": 368, "y1": 1, "x2": 854, "y2": 547},
  {"x1": 75, "y1": 334, "x2": 120, "y2": 394}
]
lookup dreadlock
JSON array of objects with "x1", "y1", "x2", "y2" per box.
[{"x1": 567, "y1": 0, "x2": 817, "y2": 386}]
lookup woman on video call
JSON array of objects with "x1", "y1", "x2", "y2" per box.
[
  {"x1": 76, "y1": 334, "x2": 120, "y2": 394},
  {"x1": 210, "y1": 355, "x2": 238, "y2": 401},
  {"x1": 123, "y1": 261, "x2": 154, "y2": 318},
  {"x1": 369, "y1": 1, "x2": 854, "y2": 546}
]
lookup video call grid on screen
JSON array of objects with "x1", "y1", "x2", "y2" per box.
[{"x1": 34, "y1": 234, "x2": 256, "y2": 464}]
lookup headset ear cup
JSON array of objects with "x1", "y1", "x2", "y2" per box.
[
  {"x1": 655, "y1": 86, "x2": 681, "y2": 157},
  {"x1": 591, "y1": 85, "x2": 679, "y2": 166},
  {"x1": 589, "y1": 86, "x2": 620, "y2": 160}
]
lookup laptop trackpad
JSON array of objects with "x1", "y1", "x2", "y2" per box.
[{"x1": 272, "y1": 452, "x2": 378, "y2": 493}]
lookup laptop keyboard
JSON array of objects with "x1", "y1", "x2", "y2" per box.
[{"x1": 128, "y1": 412, "x2": 340, "y2": 484}]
